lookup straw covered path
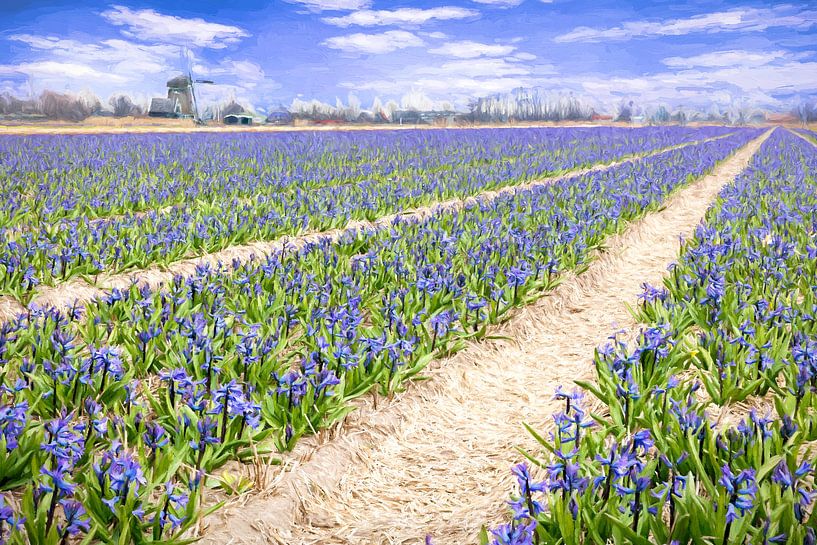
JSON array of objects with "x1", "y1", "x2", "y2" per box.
[
  {"x1": 198, "y1": 129, "x2": 772, "y2": 545},
  {"x1": 0, "y1": 130, "x2": 736, "y2": 324}
]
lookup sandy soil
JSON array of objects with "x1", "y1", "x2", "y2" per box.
[{"x1": 194, "y1": 131, "x2": 771, "y2": 544}]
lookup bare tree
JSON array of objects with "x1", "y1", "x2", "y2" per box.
[
  {"x1": 469, "y1": 88, "x2": 594, "y2": 122},
  {"x1": 0, "y1": 93, "x2": 35, "y2": 115},
  {"x1": 108, "y1": 94, "x2": 144, "y2": 117},
  {"x1": 795, "y1": 101, "x2": 817, "y2": 125},
  {"x1": 38, "y1": 90, "x2": 100, "y2": 121}
]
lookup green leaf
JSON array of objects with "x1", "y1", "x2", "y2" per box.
[{"x1": 603, "y1": 514, "x2": 653, "y2": 545}]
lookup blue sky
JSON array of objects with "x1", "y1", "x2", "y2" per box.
[{"x1": 1, "y1": 0, "x2": 816, "y2": 112}]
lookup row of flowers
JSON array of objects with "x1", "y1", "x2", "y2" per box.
[
  {"x1": 0, "y1": 131, "x2": 756, "y2": 543},
  {"x1": 484, "y1": 127, "x2": 817, "y2": 544},
  {"x1": 0, "y1": 127, "x2": 746, "y2": 294}
]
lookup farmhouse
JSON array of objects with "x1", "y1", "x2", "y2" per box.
[{"x1": 224, "y1": 113, "x2": 253, "y2": 125}]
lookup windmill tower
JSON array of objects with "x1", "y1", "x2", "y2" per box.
[{"x1": 166, "y1": 75, "x2": 194, "y2": 117}]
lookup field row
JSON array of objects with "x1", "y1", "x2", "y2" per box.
[
  {"x1": 0, "y1": 129, "x2": 759, "y2": 544},
  {"x1": 0, "y1": 127, "x2": 733, "y2": 225},
  {"x1": 0, "y1": 127, "x2": 742, "y2": 295},
  {"x1": 485, "y1": 128, "x2": 817, "y2": 544}
]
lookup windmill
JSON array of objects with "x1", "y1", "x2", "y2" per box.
[
  {"x1": 150, "y1": 49, "x2": 216, "y2": 121},
  {"x1": 190, "y1": 72, "x2": 214, "y2": 125},
  {"x1": 179, "y1": 46, "x2": 215, "y2": 124}
]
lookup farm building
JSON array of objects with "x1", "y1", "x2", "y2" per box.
[
  {"x1": 394, "y1": 110, "x2": 458, "y2": 125},
  {"x1": 224, "y1": 113, "x2": 253, "y2": 125},
  {"x1": 266, "y1": 111, "x2": 292, "y2": 125},
  {"x1": 148, "y1": 97, "x2": 179, "y2": 118}
]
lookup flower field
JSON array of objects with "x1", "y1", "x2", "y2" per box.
[
  {"x1": 0, "y1": 125, "x2": 801, "y2": 545},
  {"x1": 0, "y1": 126, "x2": 736, "y2": 294},
  {"x1": 487, "y1": 128, "x2": 817, "y2": 544}
]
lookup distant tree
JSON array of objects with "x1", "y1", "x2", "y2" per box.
[
  {"x1": 108, "y1": 94, "x2": 143, "y2": 117},
  {"x1": 671, "y1": 109, "x2": 687, "y2": 125},
  {"x1": 616, "y1": 100, "x2": 634, "y2": 122},
  {"x1": 0, "y1": 93, "x2": 34, "y2": 115},
  {"x1": 468, "y1": 88, "x2": 594, "y2": 123},
  {"x1": 795, "y1": 101, "x2": 817, "y2": 124},
  {"x1": 652, "y1": 105, "x2": 670, "y2": 124},
  {"x1": 38, "y1": 90, "x2": 99, "y2": 121}
]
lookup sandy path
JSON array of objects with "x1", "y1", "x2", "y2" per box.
[
  {"x1": 791, "y1": 128, "x2": 817, "y2": 147},
  {"x1": 0, "y1": 131, "x2": 736, "y2": 324},
  {"x1": 196, "y1": 130, "x2": 771, "y2": 544}
]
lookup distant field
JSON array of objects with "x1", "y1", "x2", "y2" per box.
[{"x1": 0, "y1": 116, "x2": 796, "y2": 135}]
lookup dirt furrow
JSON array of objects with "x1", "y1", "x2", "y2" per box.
[
  {"x1": 197, "y1": 129, "x2": 771, "y2": 545},
  {"x1": 0, "y1": 131, "x2": 736, "y2": 324}
]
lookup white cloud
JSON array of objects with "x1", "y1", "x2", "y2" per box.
[
  {"x1": 194, "y1": 59, "x2": 265, "y2": 81},
  {"x1": 342, "y1": 48, "x2": 817, "y2": 111},
  {"x1": 662, "y1": 49, "x2": 790, "y2": 69},
  {"x1": 419, "y1": 58, "x2": 531, "y2": 78},
  {"x1": 323, "y1": 7, "x2": 478, "y2": 27},
  {"x1": 513, "y1": 52, "x2": 537, "y2": 61},
  {"x1": 557, "y1": 60, "x2": 817, "y2": 108},
  {"x1": 341, "y1": 53, "x2": 545, "y2": 106},
  {"x1": 471, "y1": 0, "x2": 523, "y2": 6},
  {"x1": 9, "y1": 34, "x2": 179, "y2": 74},
  {"x1": 286, "y1": 0, "x2": 371, "y2": 11},
  {"x1": 5, "y1": 32, "x2": 276, "y2": 105},
  {"x1": 101, "y1": 5, "x2": 249, "y2": 48},
  {"x1": 428, "y1": 40, "x2": 516, "y2": 58},
  {"x1": 183, "y1": 58, "x2": 281, "y2": 103},
  {"x1": 323, "y1": 31, "x2": 424, "y2": 54},
  {"x1": 347, "y1": 75, "x2": 530, "y2": 99},
  {"x1": 555, "y1": 6, "x2": 817, "y2": 43},
  {"x1": 5, "y1": 34, "x2": 179, "y2": 92},
  {"x1": 0, "y1": 61, "x2": 128, "y2": 84}
]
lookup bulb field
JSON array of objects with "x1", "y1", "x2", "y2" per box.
[{"x1": 0, "y1": 125, "x2": 814, "y2": 545}]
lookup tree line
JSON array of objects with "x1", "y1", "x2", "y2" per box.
[{"x1": 1, "y1": 88, "x2": 815, "y2": 124}]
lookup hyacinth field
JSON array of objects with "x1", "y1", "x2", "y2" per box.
[
  {"x1": 0, "y1": 125, "x2": 813, "y2": 545},
  {"x1": 0, "y1": 126, "x2": 734, "y2": 293},
  {"x1": 487, "y1": 128, "x2": 817, "y2": 545}
]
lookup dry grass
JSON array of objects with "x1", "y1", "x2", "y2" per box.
[
  {"x1": 193, "y1": 131, "x2": 772, "y2": 545},
  {"x1": 0, "y1": 296, "x2": 24, "y2": 322}
]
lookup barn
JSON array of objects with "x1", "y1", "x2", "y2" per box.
[
  {"x1": 148, "y1": 98, "x2": 178, "y2": 118},
  {"x1": 224, "y1": 113, "x2": 253, "y2": 125}
]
